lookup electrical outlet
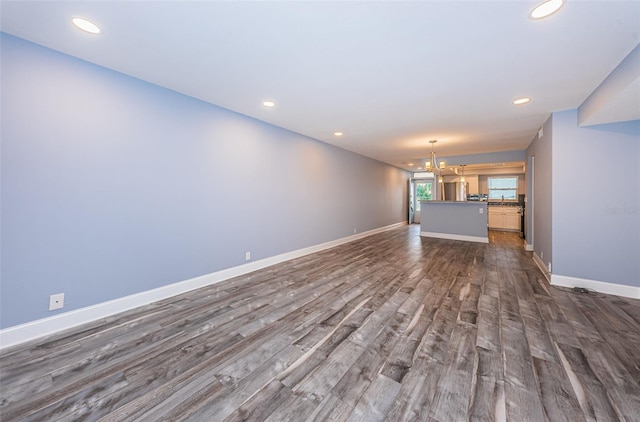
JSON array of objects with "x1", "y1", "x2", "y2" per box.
[
  {"x1": 353, "y1": 228, "x2": 357, "y2": 234},
  {"x1": 541, "y1": 251, "x2": 544, "y2": 259},
  {"x1": 479, "y1": 208, "x2": 484, "y2": 214},
  {"x1": 49, "y1": 293, "x2": 64, "y2": 311},
  {"x1": 245, "y1": 251, "x2": 251, "y2": 261},
  {"x1": 548, "y1": 262, "x2": 552, "y2": 273}
]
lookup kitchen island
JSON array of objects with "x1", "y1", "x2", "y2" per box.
[{"x1": 420, "y1": 201, "x2": 489, "y2": 243}]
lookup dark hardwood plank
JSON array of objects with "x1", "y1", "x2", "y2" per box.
[
  {"x1": 469, "y1": 347, "x2": 505, "y2": 422},
  {"x1": 555, "y1": 343, "x2": 620, "y2": 422},
  {"x1": 306, "y1": 393, "x2": 353, "y2": 421},
  {"x1": 385, "y1": 357, "x2": 432, "y2": 420},
  {"x1": 428, "y1": 323, "x2": 478, "y2": 421},
  {"x1": 331, "y1": 311, "x2": 409, "y2": 408},
  {"x1": 532, "y1": 356, "x2": 585, "y2": 421},
  {"x1": 567, "y1": 292, "x2": 640, "y2": 383},
  {"x1": 498, "y1": 268, "x2": 547, "y2": 422},
  {"x1": 518, "y1": 299, "x2": 558, "y2": 362},
  {"x1": 2, "y1": 226, "x2": 639, "y2": 421},
  {"x1": 223, "y1": 379, "x2": 292, "y2": 422},
  {"x1": 346, "y1": 373, "x2": 401, "y2": 421}
]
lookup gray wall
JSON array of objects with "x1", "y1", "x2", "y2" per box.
[
  {"x1": 0, "y1": 34, "x2": 409, "y2": 328},
  {"x1": 526, "y1": 115, "x2": 554, "y2": 271},
  {"x1": 525, "y1": 109, "x2": 640, "y2": 288},
  {"x1": 579, "y1": 43, "x2": 640, "y2": 126},
  {"x1": 421, "y1": 203, "x2": 488, "y2": 238},
  {"x1": 552, "y1": 110, "x2": 639, "y2": 287}
]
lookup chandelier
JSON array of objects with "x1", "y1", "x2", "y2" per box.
[{"x1": 424, "y1": 140, "x2": 446, "y2": 173}]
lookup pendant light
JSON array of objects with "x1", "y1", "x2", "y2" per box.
[{"x1": 424, "y1": 140, "x2": 446, "y2": 173}]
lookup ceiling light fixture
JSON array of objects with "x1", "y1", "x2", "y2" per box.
[
  {"x1": 262, "y1": 100, "x2": 276, "y2": 108},
  {"x1": 424, "y1": 140, "x2": 446, "y2": 173},
  {"x1": 72, "y1": 17, "x2": 101, "y2": 34},
  {"x1": 529, "y1": 0, "x2": 564, "y2": 19},
  {"x1": 513, "y1": 97, "x2": 531, "y2": 105},
  {"x1": 334, "y1": 132, "x2": 343, "y2": 136}
]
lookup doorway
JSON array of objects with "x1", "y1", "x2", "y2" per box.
[
  {"x1": 412, "y1": 179, "x2": 434, "y2": 223},
  {"x1": 529, "y1": 155, "x2": 535, "y2": 249}
]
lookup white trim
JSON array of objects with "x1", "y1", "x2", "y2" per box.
[
  {"x1": 551, "y1": 274, "x2": 640, "y2": 299},
  {"x1": 525, "y1": 243, "x2": 534, "y2": 252},
  {"x1": 532, "y1": 252, "x2": 550, "y2": 282},
  {"x1": 420, "y1": 231, "x2": 489, "y2": 244},
  {"x1": 0, "y1": 222, "x2": 406, "y2": 350}
]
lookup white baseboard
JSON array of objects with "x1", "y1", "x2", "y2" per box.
[
  {"x1": 532, "y1": 252, "x2": 550, "y2": 282},
  {"x1": 0, "y1": 222, "x2": 407, "y2": 350},
  {"x1": 525, "y1": 243, "x2": 533, "y2": 252},
  {"x1": 420, "y1": 231, "x2": 489, "y2": 244},
  {"x1": 531, "y1": 253, "x2": 639, "y2": 299},
  {"x1": 551, "y1": 274, "x2": 640, "y2": 299}
]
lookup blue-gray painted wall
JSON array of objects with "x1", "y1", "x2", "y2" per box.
[
  {"x1": 526, "y1": 116, "x2": 553, "y2": 271},
  {"x1": 552, "y1": 110, "x2": 639, "y2": 287},
  {"x1": 579, "y1": 43, "x2": 640, "y2": 126},
  {"x1": 420, "y1": 202, "x2": 488, "y2": 239},
  {"x1": 0, "y1": 34, "x2": 409, "y2": 328},
  {"x1": 526, "y1": 110, "x2": 640, "y2": 288}
]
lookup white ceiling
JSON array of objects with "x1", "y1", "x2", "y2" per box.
[{"x1": 1, "y1": 1, "x2": 639, "y2": 171}]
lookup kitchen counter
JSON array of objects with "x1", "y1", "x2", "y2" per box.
[
  {"x1": 487, "y1": 201, "x2": 521, "y2": 207},
  {"x1": 420, "y1": 201, "x2": 488, "y2": 243}
]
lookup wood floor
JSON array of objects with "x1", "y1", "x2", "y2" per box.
[{"x1": 1, "y1": 225, "x2": 639, "y2": 421}]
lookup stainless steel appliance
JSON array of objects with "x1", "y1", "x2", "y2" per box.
[
  {"x1": 518, "y1": 194, "x2": 526, "y2": 238},
  {"x1": 467, "y1": 193, "x2": 488, "y2": 201},
  {"x1": 443, "y1": 182, "x2": 469, "y2": 201}
]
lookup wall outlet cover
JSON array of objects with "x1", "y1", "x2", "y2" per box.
[{"x1": 49, "y1": 293, "x2": 64, "y2": 311}]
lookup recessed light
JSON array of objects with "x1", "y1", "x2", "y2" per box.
[
  {"x1": 334, "y1": 132, "x2": 343, "y2": 136},
  {"x1": 72, "y1": 17, "x2": 101, "y2": 34},
  {"x1": 529, "y1": 0, "x2": 564, "y2": 19},
  {"x1": 262, "y1": 101, "x2": 276, "y2": 108},
  {"x1": 408, "y1": 163, "x2": 414, "y2": 166},
  {"x1": 513, "y1": 97, "x2": 531, "y2": 105}
]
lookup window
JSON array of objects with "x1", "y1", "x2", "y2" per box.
[
  {"x1": 488, "y1": 176, "x2": 518, "y2": 200},
  {"x1": 413, "y1": 172, "x2": 434, "y2": 178}
]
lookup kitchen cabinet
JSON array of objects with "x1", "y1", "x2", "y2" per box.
[
  {"x1": 467, "y1": 176, "x2": 479, "y2": 195},
  {"x1": 488, "y1": 206, "x2": 520, "y2": 231},
  {"x1": 488, "y1": 211, "x2": 502, "y2": 228},
  {"x1": 503, "y1": 212, "x2": 520, "y2": 230}
]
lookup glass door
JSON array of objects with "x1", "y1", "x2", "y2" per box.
[{"x1": 413, "y1": 179, "x2": 433, "y2": 223}]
